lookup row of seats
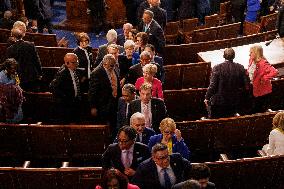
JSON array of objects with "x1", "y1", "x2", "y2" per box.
[
  {"x1": 205, "y1": 154, "x2": 284, "y2": 189},
  {"x1": 164, "y1": 62, "x2": 211, "y2": 90},
  {"x1": 0, "y1": 28, "x2": 58, "y2": 47},
  {"x1": 177, "y1": 111, "x2": 277, "y2": 162},
  {"x1": 164, "y1": 30, "x2": 277, "y2": 64},
  {"x1": 0, "y1": 167, "x2": 103, "y2": 189},
  {"x1": 0, "y1": 124, "x2": 110, "y2": 167}
]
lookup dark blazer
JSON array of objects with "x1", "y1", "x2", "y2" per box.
[
  {"x1": 205, "y1": 60, "x2": 249, "y2": 107},
  {"x1": 138, "y1": 19, "x2": 165, "y2": 54},
  {"x1": 117, "y1": 34, "x2": 126, "y2": 46},
  {"x1": 95, "y1": 43, "x2": 124, "y2": 67},
  {"x1": 137, "y1": 127, "x2": 156, "y2": 145},
  {"x1": 117, "y1": 97, "x2": 129, "y2": 129},
  {"x1": 102, "y1": 142, "x2": 151, "y2": 174},
  {"x1": 132, "y1": 153, "x2": 191, "y2": 189},
  {"x1": 277, "y1": 5, "x2": 284, "y2": 37},
  {"x1": 153, "y1": 56, "x2": 165, "y2": 83},
  {"x1": 172, "y1": 180, "x2": 216, "y2": 189},
  {"x1": 73, "y1": 46, "x2": 94, "y2": 78},
  {"x1": 6, "y1": 40, "x2": 42, "y2": 83},
  {"x1": 89, "y1": 65, "x2": 121, "y2": 119},
  {"x1": 127, "y1": 98, "x2": 167, "y2": 132},
  {"x1": 137, "y1": 1, "x2": 150, "y2": 23},
  {"x1": 148, "y1": 6, "x2": 167, "y2": 29},
  {"x1": 49, "y1": 65, "x2": 81, "y2": 103}
]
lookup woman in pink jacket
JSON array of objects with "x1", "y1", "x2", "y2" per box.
[
  {"x1": 247, "y1": 45, "x2": 278, "y2": 113},
  {"x1": 95, "y1": 169, "x2": 140, "y2": 189},
  {"x1": 135, "y1": 63, "x2": 163, "y2": 99}
]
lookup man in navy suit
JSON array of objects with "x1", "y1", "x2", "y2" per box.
[
  {"x1": 127, "y1": 83, "x2": 167, "y2": 133},
  {"x1": 130, "y1": 112, "x2": 156, "y2": 145},
  {"x1": 102, "y1": 126, "x2": 151, "y2": 178},
  {"x1": 138, "y1": 10, "x2": 165, "y2": 54},
  {"x1": 117, "y1": 23, "x2": 133, "y2": 46},
  {"x1": 49, "y1": 53, "x2": 82, "y2": 123},
  {"x1": 117, "y1": 83, "x2": 138, "y2": 129},
  {"x1": 132, "y1": 143, "x2": 191, "y2": 189}
]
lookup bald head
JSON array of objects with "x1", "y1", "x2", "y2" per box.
[{"x1": 64, "y1": 53, "x2": 78, "y2": 71}]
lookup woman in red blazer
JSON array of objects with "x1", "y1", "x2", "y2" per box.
[{"x1": 247, "y1": 45, "x2": 278, "y2": 113}]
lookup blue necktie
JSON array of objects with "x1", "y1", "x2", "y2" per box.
[{"x1": 163, "y1": 168, "x2": 171, "y2": 189}]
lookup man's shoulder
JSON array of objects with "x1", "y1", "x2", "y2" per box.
[
  {"x1": 130, "y1": 99, "x2": 141, "y2": 106},
  {"x1": 144, "y1": 127, "x2": 156, "y2": 134},
  {"x1": 151, "y1": 97, "x2": 164, "y2": 104},
  {"x1": 107, "y1": 143, "x2": 120, "y2": 150},
  {"x1": 129, "y1": 63, "x2": 141, "y2": 70},
  {"x1": 134, "y1": 141, "x2": 149, "y2": 150}
]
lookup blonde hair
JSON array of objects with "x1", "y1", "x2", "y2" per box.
[
  {"x1": 142, "y1": 63, "x2": 157, "y2": 76},
  {"x1": 250, "y1": 45, "x2": 265, "y2": 62},
  {"x1": 159, "y1": 118, "x2": 176, "y2": 132},
  {"x1": 139, "y1": 82, "x2": 152, "y2": 91},
  {"x1": 272, "y1": 112, "x2": 284, "y2": 131},
  {"x1": 106, "y1": 29, "x2": 117, "y2": 43}
]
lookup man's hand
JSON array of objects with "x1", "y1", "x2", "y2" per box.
[
  {"x1": 175, "y1": 129, "x2": 182, "y2": 141},
  {"x1": 124, "y1": 168, "x2": 136, "y2": 176},
  {"x1": 204, "y1": 99, "x2": 209, "y2": 107}
]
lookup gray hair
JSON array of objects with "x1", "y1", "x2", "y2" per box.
[
  {"x1": 123, "y1": 23, "x2": 133, "y2": 30},
  {"x1": 140, "y1": 51, "x2": 151, "y2": 59},
  {"x1": 124, "y1": 40, "x2": 135, "y2": 49},
  {"x1": 151, "y1": 143, "x2": 167, "y2": 154},
  {"x1": 144, "y1": 10, "x2": 154, "y2": 19},
  {"x1": 130, "y1": 112, "x2": 145, "y2": 126},
  {"x1": 106, "y1": 29, "x2": 117, "y2": 43},
  {"x1": 102, "y1": 54, "x2": 116, "y2": 65}
]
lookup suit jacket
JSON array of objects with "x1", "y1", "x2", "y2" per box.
[
  {"x1": 277, "y1": 5, "x2": 284, "y2": 37},
  {"x1": 117, "y1": 97, "x2": 129, "y2": 129},
  {"x1": 95, "y1": 43, "x2": 124, "y2": 67},
  {"x1": 153, "y1": 56, "x2": 165, "y2": 83},
  {"x1": 148, "y1": 6, "x2": 167, "y2": 29},
  {"x1": 132, "y1": 153, "x2": 191, "y2": 189},
  {"x1": 49, "y1": 65, "x2": 81, "y2": 104},
  {"x1": 127, "y1": 98, "x2": 167, "y2": 132},
  {"x1": 89, "y1": 65, "x2": 121, "y2": 118},
  {"x1": 205, "y1": 60, "x2": 249, "y2": 106},
  {"x1": 148, "y1": 134, "x2": 190, "y2": 159},
  {"x1": 176, "y1": 0, "x2": 195, "y2": 19},
  {"x1": 73, "y1": 46, "x2": 94, "y2": 78},
  {"x1": 137, "y1": 127, "x2": 156, "y2": 145},
  {"x1": 138, "y1": 19, "x2": 165, "y2": 54},
  {"x1": 102, "y1": 142, "x2": 151, "y2": 174},
  {"x1": 117, "y1": 34, "x2": 126, "y2": 46},
  {"x1": 6, "y1": 40, "x2": 42, "y2": 83},
  {"x1": 172, "y1": 180, "x2": 216, "y2": 189}
]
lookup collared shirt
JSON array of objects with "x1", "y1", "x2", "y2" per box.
[
  {"x1": 68, "y1": 68, "x2": 78, "y2": 97},
  {"x1": 78, "y1": 46, "x2": 91, "y2": 79},
  {"x1": 141, "y1": 101, "x2": 152, "y2": 128},
  {"x1": 121, "y1": 144, "x2": 134, "y2": 168},
  {"x1": 156, "y1": 164, "x2": 176, "y2": 187}
]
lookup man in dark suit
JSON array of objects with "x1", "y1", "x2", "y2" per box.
[
  {"x1": 102, "y1": 126, "x2": 151, "y2": 178},
  {"x1": 187, "y1": 164, "x2": 216, "y2": 189},
  {"x1": 125, "y1": 51, "x2": 162, "y2": 84},
  {"x1": 132, "y1": 143, "x2": 191, "y2": 189},
  {"x1": 117, "y1": 83, "x2": 138, "y2": 129},
  {"x1": 130, "y1": 112, "x2": 156, "y2": 145},
  {"x1": 89, "y1": 54, "x2": 121, "y2": 133},
  {"x1": 148, "y1": 0, "x2": 167, "y2": 29},
  {"x1": 172, "y1": 180, "x2": 201, "y2": 189},
  {"x1": 49, "y1": 53, "x2": 82, "y2": 123},
  {"x1": 127, "y1": 83, "x2": 167, "y2": 132},
  {"x1": 94, "y1": 29, "x2": 124, "y2": 67},
  {"x1": 204, "y1": 48, "x2": 249, "y2": 119},
  {"x1": 7, "y1": 25, "x2": 42, "y2": 92},
  {"x1": 138, "y1": 10, "x2": 165, "y2": 54},
  {"x1": 117, "y1": 23, "x2": 133, "y2": 46}
]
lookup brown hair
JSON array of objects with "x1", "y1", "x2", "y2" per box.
[{"x1": 272, "y1": 112, "x2": 284, "y2": 131}]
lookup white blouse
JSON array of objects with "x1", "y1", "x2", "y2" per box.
[{"x1": 265, "y1": 129, "x2": 284, "y2": 155}]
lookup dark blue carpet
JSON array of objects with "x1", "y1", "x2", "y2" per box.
[{"x1": 50, "y1": 0, "x2": 122, "y2": 48}]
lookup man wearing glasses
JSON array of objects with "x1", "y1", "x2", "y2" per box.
[
  {"x1": 102, "y1": 126, "x2": 151, "y2": 178},
  {"x1": 50, "y1": 53, "x2": 82, "y2": 123},
  {"x1": 132, "y1": 143, "x2": 191, "y2": 189}
]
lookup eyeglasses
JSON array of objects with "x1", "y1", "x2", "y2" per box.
[
  {"x1": 117, "y1": 139, "x2": 131, "y2": 144},
  {"x1": 155, "y1": 155, "x2": 169, "y2": 161},
  {"x1": 69, "y1": 61, "x2": 79, "y2": 64},
  {"x1": 163, "y1": 130, "x2": 172, "y2": 134}
]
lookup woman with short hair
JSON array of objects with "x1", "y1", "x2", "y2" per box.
[{"x1": 135, "y1": 63, "x2": 163, "y2": 99}]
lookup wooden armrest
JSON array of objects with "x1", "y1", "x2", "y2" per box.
[
  {"x1": 234, "y1": 113, "x2": 240, "y2": 116},
  {"x1": 23, "y1": 161, "x2": 31, "y2": 168},
  {"x1": 220, "y1": 153, "x2": 229, "y2": 161},
  {"x1": 257, "y1": 150, "x2": 267, "y2": 157},
  {"x1": 61, "y1": 162, "x2": 70, "y2": 168},
  {"x1": 266, "y1": 109, "x2": 274, "y2": 112}
]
